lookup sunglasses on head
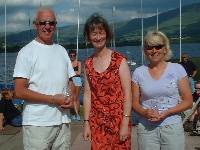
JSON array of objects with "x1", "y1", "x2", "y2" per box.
[
  {"x1": 37, "y1": 21, "x2": 57, "y2": 26},
  {"x1": 145, "y1": 44, "x2": 164, "y2": 50}
]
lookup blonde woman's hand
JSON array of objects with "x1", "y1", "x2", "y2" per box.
[{"x1": 143, "y1": 109, "x2": 161, "y2": 121}]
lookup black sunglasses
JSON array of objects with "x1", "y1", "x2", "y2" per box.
[
  {"x1": 145, "y1": 44, "x2": 164, "y2": 50},
  {"x1": 37, "y1": 21, "x2": 57, "y2": 26},
  {"x1": 70, "y1": 54, "x2": 76, "y2": 57}
]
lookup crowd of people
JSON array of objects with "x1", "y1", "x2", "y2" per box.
[{"x1": 0, "y1": 6, "x2": 199, "y2": 150}]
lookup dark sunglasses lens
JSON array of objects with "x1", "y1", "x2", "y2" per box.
[
  {"x1": 154, "y1": 45, "x2": 163, "y2": 50},
  {"x1": 145, "y1": 44, "x2": 163, "y2": 50},
  {"x1": 39, "y1": 21, "x2": 56, "y2": 26},
  {"x1": 49, "y1": 21, "x2": 56, "y2": 26},
  {"x1": 145, "y1": 45, "x2": 153, "y2": 50},
  {"x1": 70, "y1": 55, "x2": 75, "y2": 57},
  {"x1": 39, "y1": 21, "x2": 46, "y2": 26}
]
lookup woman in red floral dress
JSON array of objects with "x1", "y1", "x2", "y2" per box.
[{"x1": 83, "y1": 13, "x2": 132, "y2": 150}]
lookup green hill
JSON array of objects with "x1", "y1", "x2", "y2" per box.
[{"x1": 114, "y1": 2, "x2": 200, "y2": 41}]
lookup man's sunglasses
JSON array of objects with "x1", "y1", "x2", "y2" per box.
[
  {"x1": 145, "y1": 44, "x2": 164, "y2": 50},
  {"x1": 37, "y1": 21, "x2": 57, "y2": 26}
]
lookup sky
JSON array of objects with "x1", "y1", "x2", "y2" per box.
[{"x1": 0, "y1": 0, "x2": 199, "y2": 33}]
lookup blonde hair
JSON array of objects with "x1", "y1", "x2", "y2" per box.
[{"x1": 143, "y1": 30, "x2": 173, "y2": 61}]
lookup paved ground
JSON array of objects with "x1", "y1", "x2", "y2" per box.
[{"x1": 0, "y1": 120, "x2": 200, "y2": 150}]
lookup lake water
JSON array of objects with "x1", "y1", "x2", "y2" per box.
[{"x1": 0, "y1": 43, "x2": 199, "y2": 85}]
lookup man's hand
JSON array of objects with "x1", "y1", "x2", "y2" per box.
[{"x1": 54, "y1": 94, "x2": 73, "y2": 109}]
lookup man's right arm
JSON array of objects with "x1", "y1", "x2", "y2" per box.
[{"x1": 14, "y1": 78, "x2": 69, "y2": 107}]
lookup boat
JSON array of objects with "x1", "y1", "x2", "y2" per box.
[{"x1": 127, "y1": 60, "x2": 137, "y2": 66}]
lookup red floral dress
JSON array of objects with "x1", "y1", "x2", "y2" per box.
[{"x1": 85, "y1": 50, "x2": 131, "y2": 150}]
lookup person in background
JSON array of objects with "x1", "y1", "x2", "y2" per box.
[
  {"x1": 179, "y1": 53, "x2": 197, "y2": 93},
  {"x1": 83, "y1": 13, "x2": 132, "y2": 150},
  {"x1": 191, "y1": 81, "x2": 200, "y2": 130},
  {"x1": 69, "y1": 49, "x2": 82, "y2": 121},
  {"x1": 180, "y1": 53, "x2": 198, "y2": 122},
  {"x1": 0, "y1": 88, "x2": 22, "y2": 131},
  {"x1": 13, "y1": 7, "x2": 75, "y2": 150},
  {"x1": 132, "y1": 30, "x2": 193, "y2": 150}
]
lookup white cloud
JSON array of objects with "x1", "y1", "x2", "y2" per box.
[
  {"x1": 0, "y1": 0, "x2": 64, "y2": 7},
  {"x1": 57, "y1": 14, "x2": 77, "y2": 25},
  {"x1": 2, "y1": 22, "x2": 25, "y2": 32},
  {"x1": 57, "y1": 8, "x2": 79, "y2": 25},
  {"x1": 9, "y1": 12, "x2": 28, "y2": 22}
]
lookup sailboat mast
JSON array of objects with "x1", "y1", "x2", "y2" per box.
[
  {"x1": 112, "y1": 6, "x2": 116, "y2": 50},
  {"x1": 141, "y1": 0, "x2": 144, "y2": 65},
  {"x1": 180, "y1": 0, "x2": 182, "y2": 62},
  {"x1": 157, "y1": 8, "x2": 158, "y2": 31},
  {"x1": 4, "y1": 0, "x2": 7, "y2": 87},
  {"x1": 76, "y1": 0, "x2": 80, "y2": 60},
  {"x1": 55, "y1": 13, "x2": 59, "y2": 44},
  {"x1": 28, "y1": 10, "x2": 32, "y2": 41},
  {"x1": 56, "y1": 28, "x2": 59, "y2": 44}
]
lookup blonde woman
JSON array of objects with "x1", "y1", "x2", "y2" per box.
[{"x1": 132, "y1": 30, "x2": 193, "y2": 150}]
